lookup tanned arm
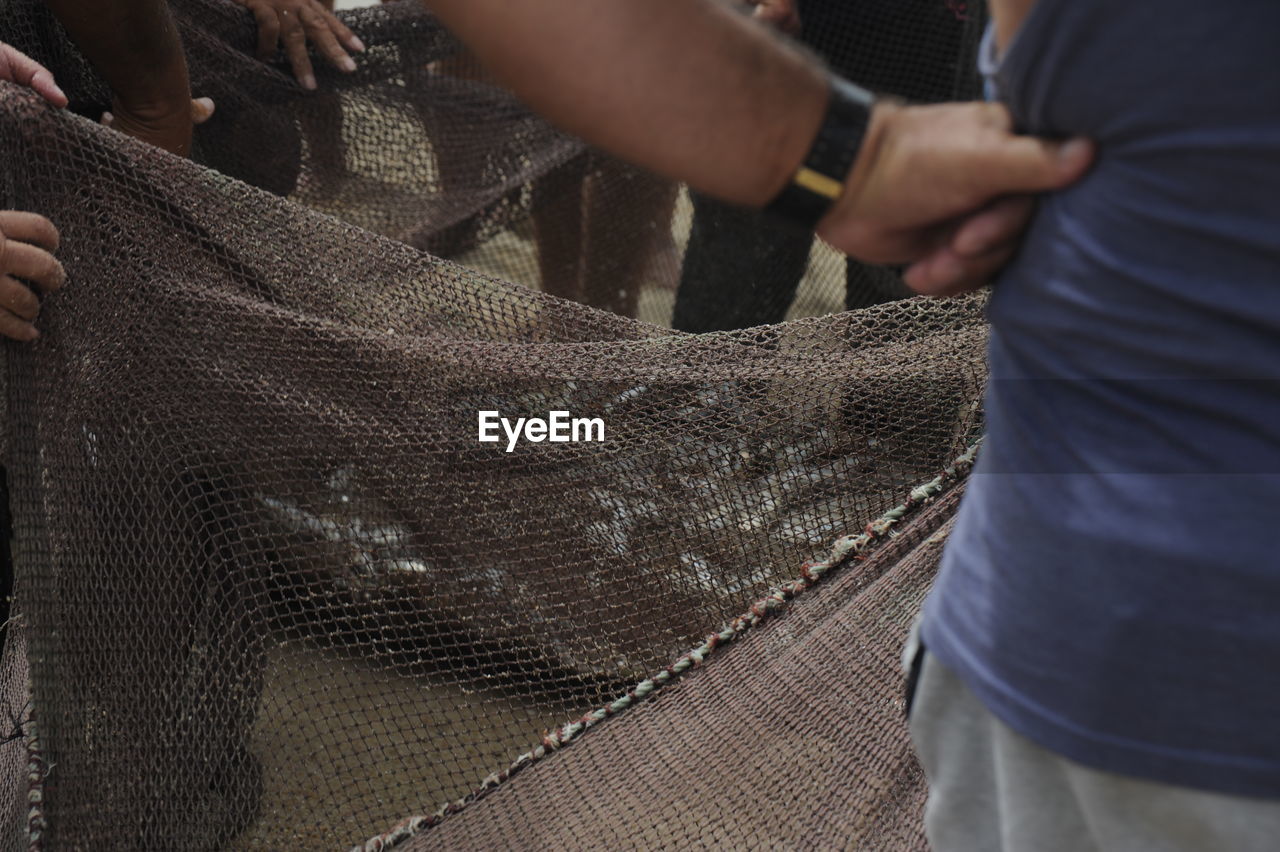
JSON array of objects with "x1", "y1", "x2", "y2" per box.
[
  {"x1": 423, "y1": 0, "x2": 1092, "y2": 295},
  {"x1": 428, "y1": 0, "x2": 824, "y2": 209},
  {"x1": 43, "y1": 0, "x2": 203, "y2": 156}
]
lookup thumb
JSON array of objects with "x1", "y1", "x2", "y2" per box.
[
  {"x1": 26, "y1": 68, "x2": 68, "y2": 109},
  {"x1": 1, "y1": 46, "x2": 68, "y2": 108},
  {"x1": 191, "y1": 97, "x2": 216, "y2": 125},
  {"x1": 980, "y1": 135, "x2": 1095, "y2": 197}
]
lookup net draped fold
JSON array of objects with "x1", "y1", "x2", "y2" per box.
[{"x1": 0, "y1": 1, "x2": 988, "y2": 847}]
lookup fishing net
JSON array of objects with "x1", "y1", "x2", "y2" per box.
[{"x1": 0, "y1": 0, "x2": 989, "y2": 848}]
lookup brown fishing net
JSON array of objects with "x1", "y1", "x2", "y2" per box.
[{"x1": 0, "y1": 0, "x2": 988, "y2": 848}]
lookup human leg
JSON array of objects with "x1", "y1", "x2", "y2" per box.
[{"x1": 909, "y1": 651, "x2": 1280, "y2": 852}]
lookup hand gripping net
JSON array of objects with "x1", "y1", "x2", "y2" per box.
[{"x1": 0, "y1": 0, "x2": 987, "y2": 848}]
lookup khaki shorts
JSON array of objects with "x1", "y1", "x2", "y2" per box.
[{"x1": 904, "y1": 629, "x2": 1280, "y2": 852}]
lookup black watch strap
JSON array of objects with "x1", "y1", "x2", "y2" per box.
[{"x1": 764, "y1": 77, "x2": 875, "y2": 230}]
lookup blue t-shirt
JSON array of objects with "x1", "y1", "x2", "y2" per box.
[{"x1": 922, "y1": 0, "x2": 1280, "y2": 797}]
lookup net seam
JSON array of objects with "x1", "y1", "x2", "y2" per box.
[
  {"x1": 353, "y1": 440, "x2": 981, "y2": 852},
  {"x1": 25, "y1": 713, "x2": 46, "y2": 852}
]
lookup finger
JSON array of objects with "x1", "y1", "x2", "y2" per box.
[
  {"x1": 282, "y1": 12, "x2": 316, "y2": 89},
  {"x1": 0, "y1": 45, "x2": 68, "y2": 108},
  {"x1": 190, "y1": 97, "x2": 216, "y2": 124},
  {"x1": 752, "y1": 2, "x2": 801, "y2": 35},
  {"x1": 0, "y1": 240, "x2": 66, "y2": 295},
  {"x1": 252, "y1": 3, "x2": 281, "y2": 62},
  {"x1": 950, "y1": 196, "x2": 1037, "y2": 257},
  {"x1": 0, "y1": 306, "x2": 38, "y2": 342},
  {"x1": 977, "y1": 135, "x2": 1095, "y2": 197},
  {"x1": 0, "y1": 277, "x2": 38, "y2": 326},
  {"x1": 24, "y1": 68, "x2": 67, "y2": 108},
  {"x1": 751, "y1": 4, "x2": 791, "y2": 30},
  {"x1": 305, "y1": 9, "x2": 357, "y2": 72},
  {"x1": 903, "y1": 243, "x2": 1013, "y2": 297},
  {"x1": 976, "y1": 101, "x2": 1014, "y2": 132},
  {"x1": 322, "y1": 8, "x2": 365, "y2": 53},
  {"x1": 0, "y1": 211, "x2": 59, "y2": 252},
  {"x1": 101, "y1": 110, "x2": 114, "y2": 127},
  {"x1": 0, "y1": 275, "x2": 41, "y2": 322}
]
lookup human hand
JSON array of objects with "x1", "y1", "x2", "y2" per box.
[
  {"x1": 817, "y1": 100, "x2": 1094, "y2": 296},
  {"x1": 0, "y1": 42, "x2": 68, "y2": 107},
  {"x1": 235, "y1": 0, "x2": 365, "y2": 90},
  {"x1": 750, "y1": 0, "x2": 800, "y2": 35},
  {"x1": 102, "y1": 96, "x2": 216, "y2": 157},
  {"x1": 0, "y1": 212, "x2": 64, "y2": 342},
  {"x1": 900, "y1": 195, "x2": 1043, "y2": 296}
]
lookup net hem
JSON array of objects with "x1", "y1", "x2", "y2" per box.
[
  {"x1": 23, "y1": 715, "x2": 44, "y2": 852},
  {"x1": 352, "y1": 440, "x2": 981, "y2": 852}
]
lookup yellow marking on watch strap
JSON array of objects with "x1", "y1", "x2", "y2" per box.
[{"x1": 793, "y1": 166, "x2": 844, "y2": 200}]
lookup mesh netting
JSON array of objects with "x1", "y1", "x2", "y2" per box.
[{"x1": 0, "y1": 0, "x2": 988, "y2": 848}]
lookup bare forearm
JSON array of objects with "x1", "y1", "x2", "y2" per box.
[
  {"x1": 424, "y1": 0, "x2": 827, "y2": 207},
  {"x1": 44, "y1": 0, "x2": 191, "y2": 116},
  {"x1": 429, "y1": 0, "x2": 1093, "y2": 298}
]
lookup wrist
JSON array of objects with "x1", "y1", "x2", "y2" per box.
[
  {"x1": 108, "y1": 91, "x2": 195, "y2": 157},
  {"x1": 110, "y1": 86, "x2": 192, "y2": 123},
  {"x1": 815, "y1": 99, "x2": 899, "y2": 240},
  {"x1": 764, "y1": 76, "x2": 876, "y2": 230},
  {"x1": 107, "y1": 49, "x2": 192, "y2": 124}
]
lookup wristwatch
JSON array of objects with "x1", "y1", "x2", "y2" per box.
[{"x1": 764, "y1": 77, "x2": 875, "y2": 230}]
